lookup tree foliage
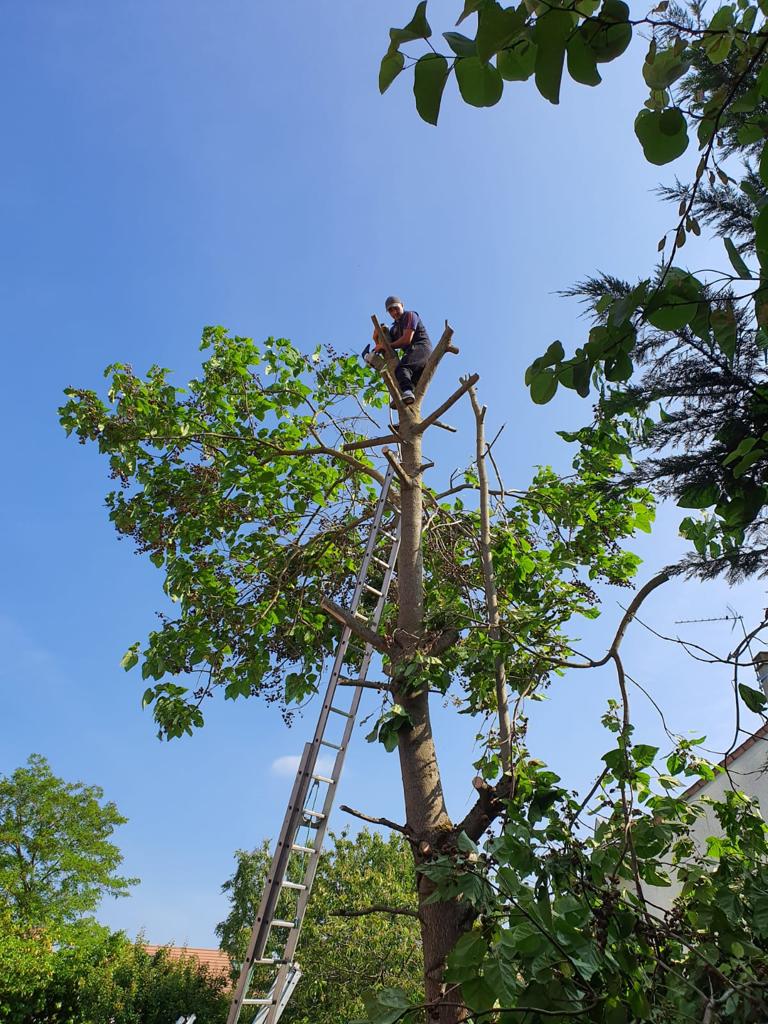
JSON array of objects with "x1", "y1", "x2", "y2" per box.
[
  {"x1": 0, "y1": 754, "x2": 137, "y2": 928},
  {"x1": 216, "y1": 829, "x2": 422, "y2": 1023},
  {"x1": 0, "y1": 918, "x2": 229, "y2": 1024}
]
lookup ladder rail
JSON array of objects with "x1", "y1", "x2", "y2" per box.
[{"x1": 227, "y1": 465, "x2": 400, "y2": 1024}]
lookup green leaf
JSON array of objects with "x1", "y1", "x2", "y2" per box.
[
  {"x1": 760, "y1": 141, "x2": 768, "y2": 189},
  {"x1": 497, "y1": 37, "x2": 537, "y2": 80},
  {"x1": 632, "y1": 744, "x2": 658, "y2": 768},
  {"x1": 457, "y1": 0, "x2": 485, "y2": 26},
  {"x1": 121, "y1": 643, "x2": 140, "y2": 671},
  {"x1": 755, "y1": 205, "x2": 768, "y2": 269},
  {"x1": 443, "y1": 31, "x2": 477, "y2": 56},
  {"x1": 389, "y1": 1, "x2": 432, "y2": 47},
  {"x1": 567, "y1": 29, "x2": 601, "y2": 86},
  {"x1": 413, "y1": 54, "x2": 449, "y2": 125},
  {"x1": 703, "y1": 5, "x2": 735, "y2": 64},
  {"x1": 738, "y1": 682, "x2": 767, "y2": 713},
  {"x1": 530, "y1": 369, "x2": 558, "y2": 404},
  {"x1": 476, "y1": 2, "x2": 525, "y2": 62},
  {"x1": 534, "y1": 10, "x2": 572, "y2": 104},
  {"x1": 634, "y1": 107, "x2": 689, "y2": 165},
  {"x1": 379, "y1": 50, "x2": 405, "y2": 94},
  {"x1": 461, "y1": 975, "x2": 497, "y2": 1012},
  {"x1": 724, "y1": 237, "x2": 751, "y2": 279},
  {"x1": 645, "y1": 269, "x2": 700, "y2": 329},
  {"x1": 642, "y1": 46, "x2": 690, "y2": 90},
  {"x1": 677, "y1": 481, "x2": 720, "y2": 509},
  {"x1": 455, "y1": 56, "x2": 504, "y2": 107},
  {"x1": 711, "y1": 307, "x2": 737, "y2": 359},
  {"x1": 583, "y1": 0, "x2": 632, "y2": 63}
]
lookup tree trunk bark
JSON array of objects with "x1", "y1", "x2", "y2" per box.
[{"x1": 393, "y1": 409, "x2": 468, "y2": 1023}]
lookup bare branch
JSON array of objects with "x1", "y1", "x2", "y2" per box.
[
  {"x1": 319, "y1": 597, "x2": 391, "y2": 654},
  {"x1": 414, "y1": 373, "x2": 480, "y2": 435},
  {"x1": 329, "y1": 904, "x2": 419, "y2": 920},
  {"x1": 383, "y1": 447, "x2": 417, "y2": 489},
  {"x1": 339, "y1": 804, "x2": 412, "y2": 837},
  {"x1": 414, "y1": 322, "x2": 457, "y2": 400},
  {"x1": 343, "y1": 433, "x2": 401, "y2": 452}
]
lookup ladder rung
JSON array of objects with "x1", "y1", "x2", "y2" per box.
[
  {"x1": 253, "y1": 957, "x2": 288, "y2": 966},
  {"x1": 271, "y1": 919, "x2": 297, "y2": 929},
  {"x1": 312, "y1": 773, "x2": 335, "y2": 784},
  {"x1": 281, "y1": 880, "x2": 307, "y2": 891},
  {"x1": 381, "y1": 531, "x2": 396, "y2": 542},
  {"x1": 291, "y1": 843, "x2": 315, "y2": 854},
  {"x1": 243, "y1": 998, "x2": 276, "y2": 1006},
  {"x1": 303, "y1": 808, "x2": 325, "y2": 819},
  {"x1": 372, "y1": 556, "x2": 389, "y2": 569},
  {"x1": 329, "y1": 706, "x2": 353, "y2": 718},
  {"x1": 319, "y1": 739, "x2": 343, "y2": 750},
  {"x1": 353, "y1": 610, "x2": 369, "y2": 621},
  {"x1": 364, "y1": 584, "x2": 383, "y2": 597}
]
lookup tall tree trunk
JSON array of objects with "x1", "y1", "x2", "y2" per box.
[{"x1": 393, "y1": 410, "x2": 467, "y2": 1023}]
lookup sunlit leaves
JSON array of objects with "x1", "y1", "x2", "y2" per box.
[
  {"x1": 704, "y1": 4, "x2": 735, "y2": 64},
  {"x1": 476, "y1": 1, "x2": 525, "y2": 62},
  {"x1": 634, "y1": 107, "x2": 689, "y2": 165},
  {"x1": 582, "y1": 0, "x2": 632, "y2": 63},
  {"x1": 642, "y1": 45, "x2": 690, "y2": 90},
  {"x1": 497, "y1": 37, "x2": 537, "y2": 80},
  {"x1": 414, "y1": 54, "x2": 449, "y2": 124}
]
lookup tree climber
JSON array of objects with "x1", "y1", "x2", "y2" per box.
[{"x1": 364, "y1": 296, "x2": 433, "y2": 406}]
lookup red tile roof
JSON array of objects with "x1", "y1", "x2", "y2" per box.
[
  {"x1": 143, "y1": 944, "x2": 232, "y2": 980},
  {"x1": 682, "y1": 721, "x2": 768, "y2": 802}
]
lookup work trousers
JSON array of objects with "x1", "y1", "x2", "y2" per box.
[{"x1": 395, "y1": 341, "x2": 431, "y2": 393}]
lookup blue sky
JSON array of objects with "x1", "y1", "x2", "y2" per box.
[{"x1": 1, "y1": 0, "x2": 765, "y2": 947}]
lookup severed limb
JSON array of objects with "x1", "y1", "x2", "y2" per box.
[
  {"x1": 371, "y1": 314, "x2": 413, "y2": 420},
  {"x1": 329, "y1": 904, "x2": 419, "y2": 919},
  {"x1": 413, "y1": 373, "x2": 480, "y2": 435},
  {"x1": 342, "y1": 432, "x2": 401, "y2": 452},
  {"x1": 340, "y1": 803, "x2": 412, "y2": 837},
  {"x1": 319, "y1": 596, "x2": 391, "y2": 654},
  {"x1": 382, "y1": 446, "x2": 417, "y2": 489},
  {"x1": 470, "y1": 384, "x2": 512, "y2": 776},
  {"x1": 415, "y1": 321, "x2": 458, "y2": 400}
]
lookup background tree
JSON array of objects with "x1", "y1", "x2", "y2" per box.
[
  {"x1": 0, "y1": 754, "x2": 138, "y2": 928},
  {"x1": 0, "y1": 918, "x2": 229, "y2": 1024},
  {"x1": 217, "y1": 829, "x2": 422, "y2": 1024}
]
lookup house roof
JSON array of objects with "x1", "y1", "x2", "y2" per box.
[
  {"x1": 682, "y1": 720, "x2": 768, "y2": 802},
  {"x1": 143, "y1": 944, "x2": 232, "y2": 979}
]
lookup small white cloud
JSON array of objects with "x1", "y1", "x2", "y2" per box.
[
  {"x1": 270, "y1": 754, "x2": 335, "y2": 778},
  {"x1": 271, "y1": 755, "x2": 301, "y2": 777}
]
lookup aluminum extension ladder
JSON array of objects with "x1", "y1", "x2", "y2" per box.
[{"x1": 226, "y1": 464, "x2": 401, "y2": 1024}]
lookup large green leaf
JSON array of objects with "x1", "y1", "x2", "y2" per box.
[
  {"x1": 497, "y1": 37, "x2": 537, "y2": 80},
  {"x1": 738, "y1": 682, "x2": 767, "y2": 713},
  {"x1": 677, "y1": 481, "x2": 720, "y2": 509},
  {"x1": 443, "y1": 31, "x2": 477, "y2": 56},
  {"x1": 530, "y1": 369, "x2": 558, "y2": 404},
  {"x1": 645, "y1": 270, "x2": 701, "y2": 330},
  {"x1": 455, "y1": 56, "x2": 504, "y2": 107},
  {"x1": 413, "y1": 54, "x2": 449, "y2": 125},
  {"x1": 704, "y1": 5, "x2": 735, "y2": 64},
  {"x1": 642, "y1": 46, "x2": 690, "y2": 90},
  {"x1": 534, "y1": 10, "x2": 572, "y2": 104},
  {"x1": 379, "y1": 50, "x2": 405, "y2": 94},
  {"x1": 389, "y1": 1, "x2": 432, "y2": 47},
  {"x1": 711, "y1": 307, "x2": 737, "y2": 359},
  {"x1": 567, "y1": 29, "x2": 601, "y2": 86},
  {"x1": 583, "y1": 0, "x2": 632, "y2": 63},
  {"x1": 634, "y1": 107, "x2": 689, "y2": 165},
  {"x1": 476, "y1": 1, "x2": 525, "y2": 62}
]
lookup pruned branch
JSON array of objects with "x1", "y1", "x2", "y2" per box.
[
  {"x1": 339, "y1": 803, "x2": 412, "y2": 837},
  {"x1": 414, "y1": 373, "x2": 480, "y2": 435},
  {"x1": 458, "y1": 775, "x2": 514, "y2": 842},
  {"x1": 383, "y1": 447, "x2": 417, "y2": 489},
  {"x1": 343, "y1": 433, "x2": 401, "y2": 452},
  {"x1": 319, "y1": 597, "x2": 391, "y2": 654},
  {"x1": 329, "y1": 904, "x2": 419, "y2": 920},
  {"x1": 415, "y1": 322, "x2": 457, "y2": 400}
]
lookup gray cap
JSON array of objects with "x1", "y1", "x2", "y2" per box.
[{"x1": 385, "y1": 295, "x2": 403, "y2": 310}]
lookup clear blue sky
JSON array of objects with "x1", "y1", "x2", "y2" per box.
[{"x1": 1, "y1": 0, "x2": 765, "y2": 947}]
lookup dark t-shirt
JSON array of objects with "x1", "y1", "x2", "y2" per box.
[{"x1": 390, "y1": 310, "x2": 432, "y2": 350}]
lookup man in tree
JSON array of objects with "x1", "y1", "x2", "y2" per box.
[{"x1": 369, "y1": 295, "x2": 432, "y2": 405}]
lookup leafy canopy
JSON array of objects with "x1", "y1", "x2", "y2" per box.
[{"x1": 0, "y1": 754, "x2": 137, "y2": 927}]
